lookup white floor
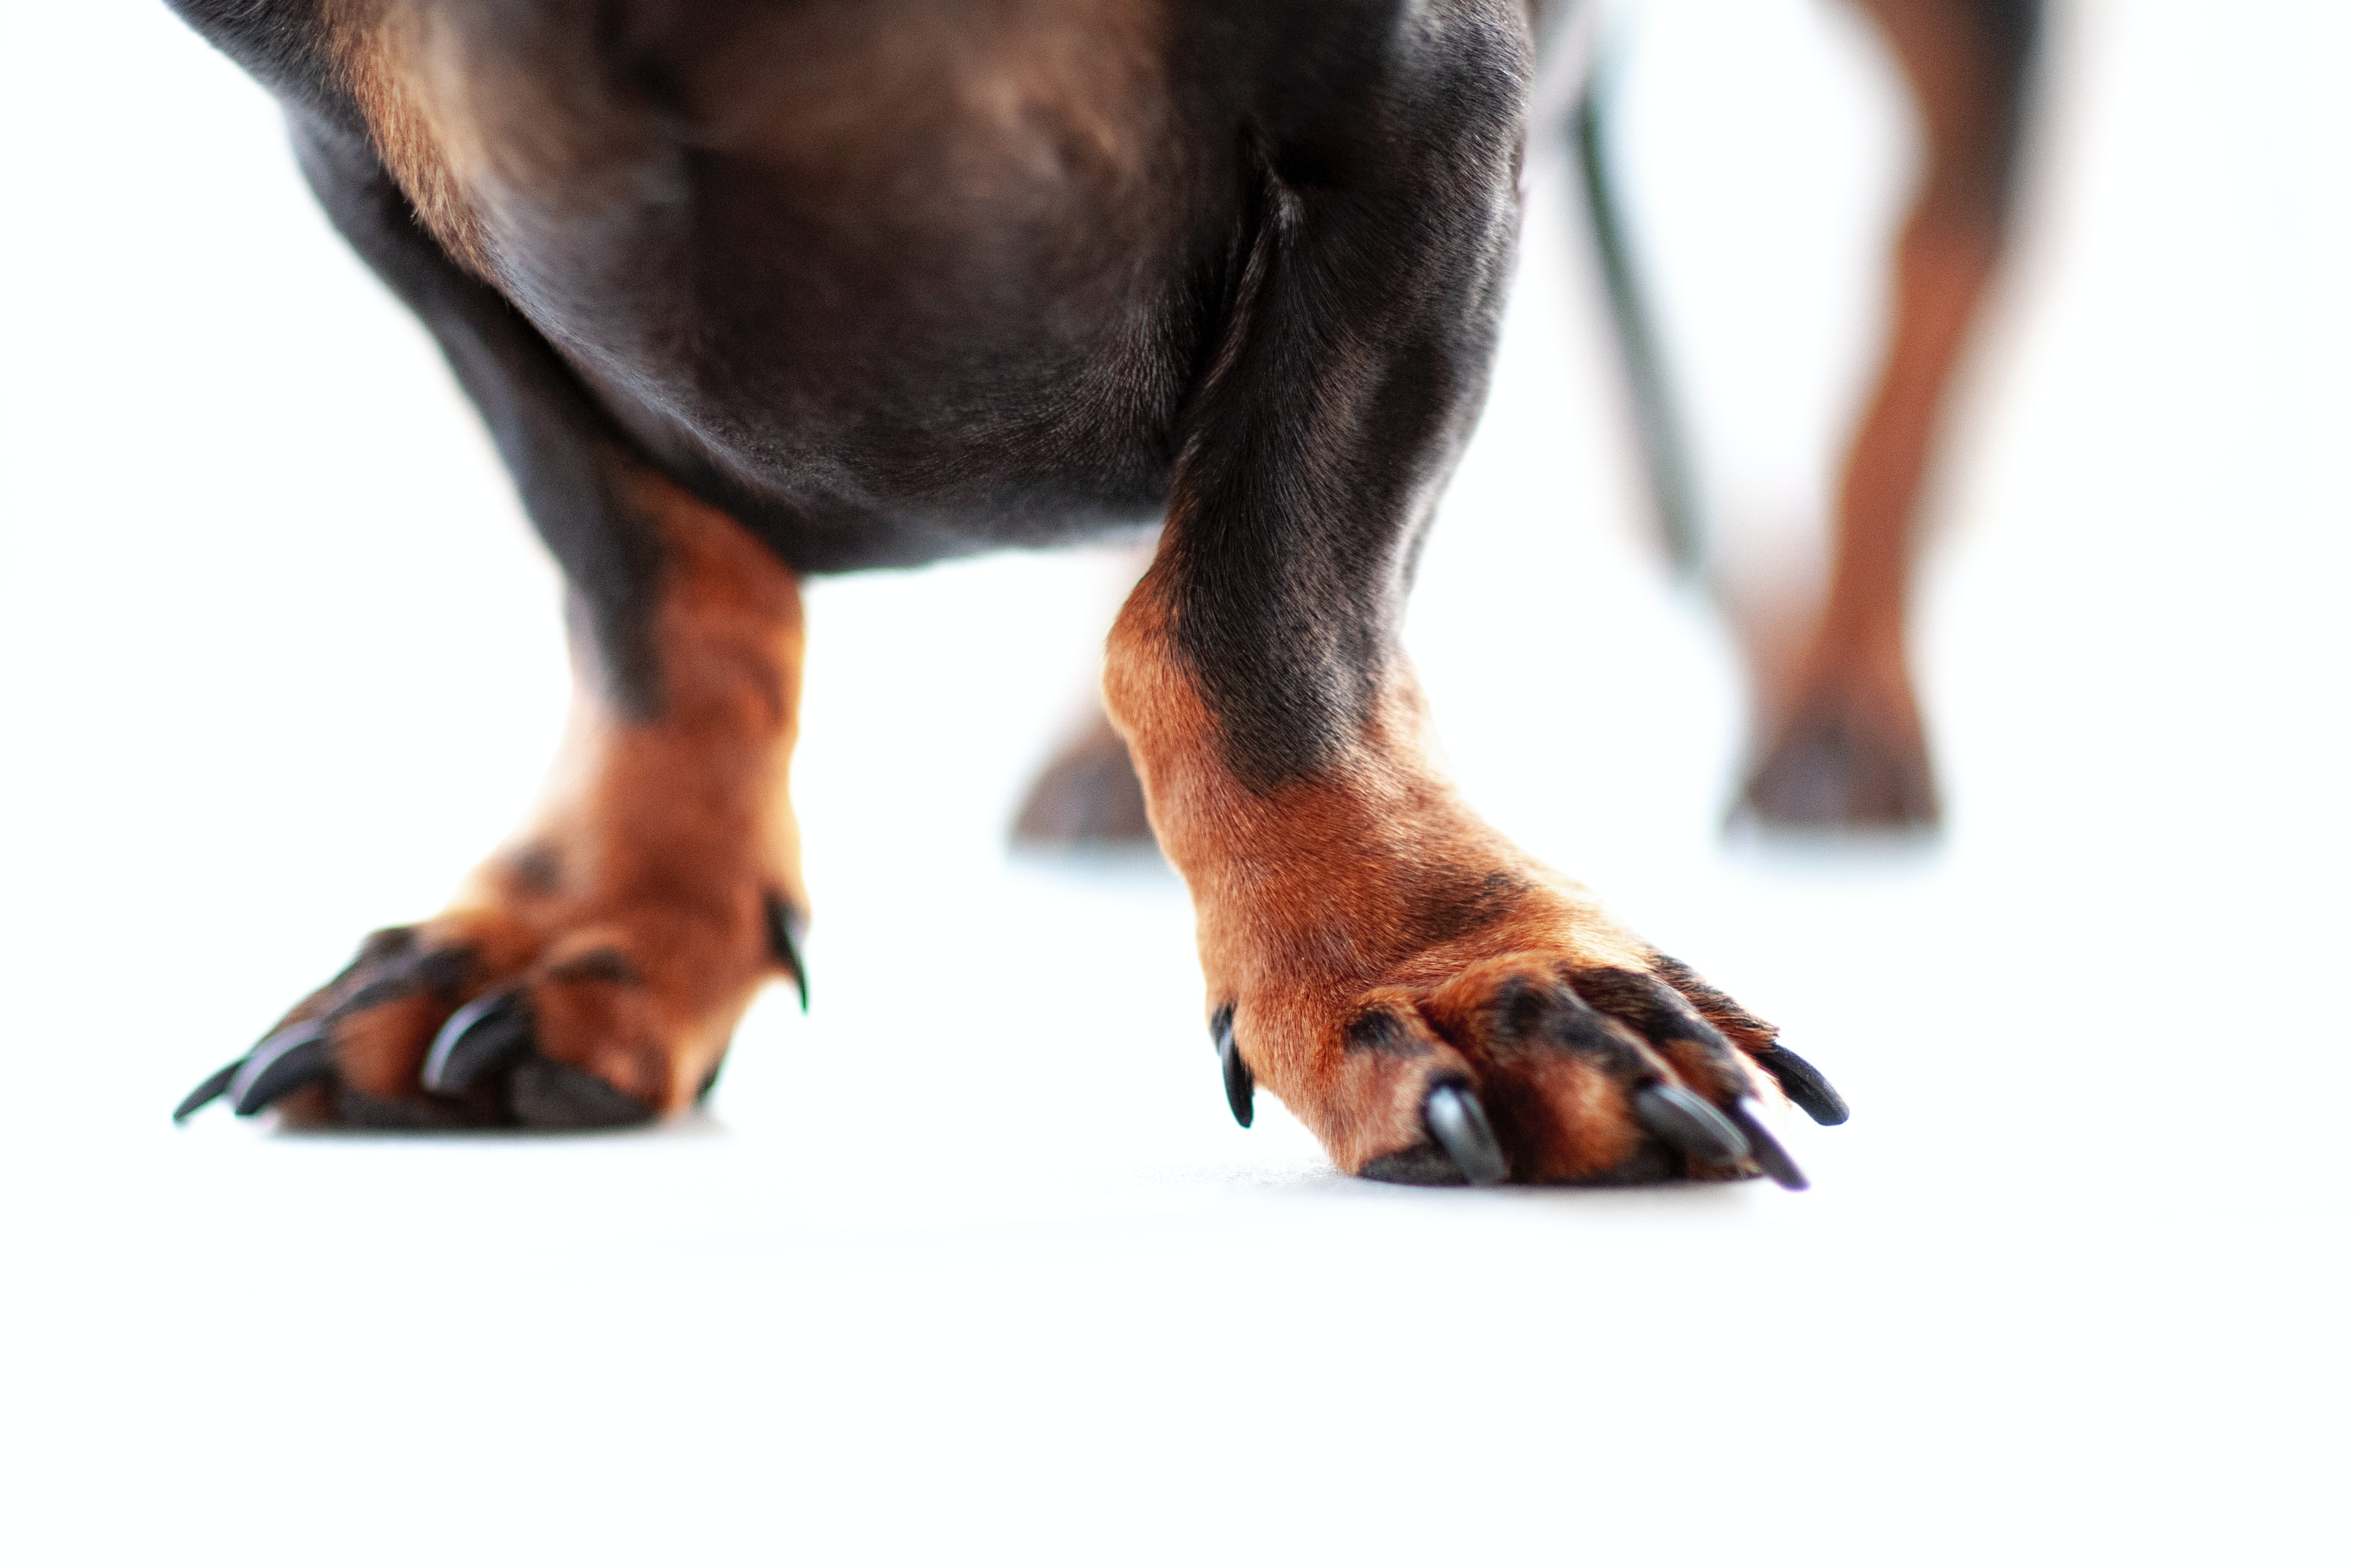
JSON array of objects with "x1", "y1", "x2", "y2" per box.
[{"x1": 2, "y1": 2, "x2": 2354, "y2": 1562}]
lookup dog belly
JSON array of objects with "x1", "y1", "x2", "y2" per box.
[
  {"x1": 346, "y1": 0, "x2": 1218, "y2": 570},
  {"x1": 563, "y1": 205, "x2": 1201, "y2": 575}
]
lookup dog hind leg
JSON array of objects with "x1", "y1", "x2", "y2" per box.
[
  {"x1": 1742, "y1": 0, "x2": 2044, "y2": 829},
  {"x1": 1010, "y1": 541, "x2": 1160, "y2": 850}
]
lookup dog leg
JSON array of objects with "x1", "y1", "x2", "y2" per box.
[
  {"x1": 1011, "y1": 542, "x2": 1160, "y2": 850},
  {"x1": 176, "y1": 121, "x2": 807, "y2": 1128},
  {"x1": 1744, "y1": 0, "x2": 2043, "y2": 828},
  {"x1": 1010, "y1": 711, "x2": 1156, "y2": 848},
  {"x1": 1103, "y1": 12, "x2": 1843, "y2": 1185}
]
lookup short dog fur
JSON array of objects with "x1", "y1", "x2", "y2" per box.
[{"x1": 171, "y1": 0, "x2": 2037, "y2": 1185}]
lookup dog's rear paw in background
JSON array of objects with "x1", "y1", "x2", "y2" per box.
[
  {"x1": 1740, "y1": 661, "x2": 1939, "y2": 831},
  {"x1": 1011, "y1": 709, "x2": 1155, "y2": 851}
]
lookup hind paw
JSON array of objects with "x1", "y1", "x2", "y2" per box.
[{"x1": 1742, "y1": 658, "x2": 1938, "y2": 830}]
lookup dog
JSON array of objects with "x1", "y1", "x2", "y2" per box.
[
  {"x1": 1012, "y1": 0, "x2": 2042, "y2": 845},
  {"x1": 167, "y1": 0, "x2": 2036, "y2": 1187}
]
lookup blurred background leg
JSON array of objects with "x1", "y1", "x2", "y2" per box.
[
  {"x1": 1009, "y1": 537, "x2": 1160, "y2": 850},
  {"x1": 1740, "y1": 0, "x2": 2042, "y2": 828},
  {"x1": 1575, "y1": 0, "x2": 2041, "y2": 831}
]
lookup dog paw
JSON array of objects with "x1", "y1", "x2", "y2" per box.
[
  {"x1": 1741, "y1": 662, "x2": 1937, "y2": 830},
  {"x1": 1217, "y1": 922, "x2": 1845, "y2": 1188},
  {"x1": 1108, "y1": 643, "x2": 1846, "y2": 1188},
  {"x1": 1011, "y1": 709, "x2": 1154, "y2": 848},
  {"x1": 175, "y1": 877, "x2": 803, "y2": 1130},
  {"x1": 174, "y1": 473, "x2": 814, "y2": 1129}
]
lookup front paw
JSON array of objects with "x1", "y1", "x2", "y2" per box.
[
  {"x1": 1225, "y1": 943, "x2": 1845, "y2": 1189},
  {"x1": 175, "y1": 889, "x2": 803, "y2": 1130}
]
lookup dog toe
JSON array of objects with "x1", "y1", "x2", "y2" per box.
[
  {"x1": 508, "y1": 1058, "x2": 655, "y2": 1129},
  {"x1": 1289, "y1": 951, "x2": 1827, "y2": 1189}
]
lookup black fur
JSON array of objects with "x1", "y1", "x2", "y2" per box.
[
  {"x1": 1343, "y1": 1009, "x2": 1429, "y2": 1057},
  {"x1": 509, "y1": 843, "x2": 564, "y2": 897},
  {"x1": 1646, "y1": 952, "x2": 1777, "y2": 1042},
  {"x1": 164, "y1": 1, "x2": 355, "y2": 133},
  {"x1": 168, "y1": 0, "x2": 1532, "y2": 787},
  {"x1": 1965, "y1": 0, "x2": 2047, "y2": 205},
  {"x1": 1161, "y1": 4, "x2": 1529, "y2": 785},
  {"x1": 1357, "y1": 1142, "x2": 1468, "y2": 1186},
  {"x1": 287, "y1": 117, "x2": 674, "y2": 715},
  {"x1": 541, "y1": 948, "x2": 644, "y2": 988}
]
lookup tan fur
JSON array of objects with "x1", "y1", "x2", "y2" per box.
[
  {"x1": 245, "y1": 0, "x2": 1810, "y2": 1155},
  {"x1": 325, "y1": 0, "x2": 1178, "y2": 294},
  {"x1": 680, "y1": 0, "x2": 1172, "y2": 185},
  {"x1": 1820, "y1": 0, "x2": 2011, "y2": 661},
  {"x1": 1107, "y1": 542, "x2": 1704, "y2": 1179},
  {"x1": 1756, "y1": 0, "x2": 2020, "y2": 801},
  {"x1": 292, "y1": 470, "x2": 806, "y2": 1116},
  {"x1": 327, "y1": 1, "x2": 495, "y2": 276}
]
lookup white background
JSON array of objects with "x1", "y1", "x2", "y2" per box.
[{"x1": 2, "y1": 1, "x2": 2354, "y2": 1562}]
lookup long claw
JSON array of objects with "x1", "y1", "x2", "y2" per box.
[
  {"x1": 172, "y1": 1060, "x2": 242, "y2": 1123},
  {"x1": 1728, "y1": 1097, "x2": 1809, "y2": 1190},
  {"x1": 226, "y1": 1022, "x2": 335, "y2": 1115},
  {"x1": 1214, "y1": 1008, "x2": 1253, "y2": 1128},
  {"x1": 1425, "y1": 1084, "x2": 1509, "y2": 1186},
  {"x1": 766, "y1": 893, "x2": 809, "y2": 1013},
  {"x1": 1752, "y1": 1043, "x2": 1849, "y2": 1126},
  {"x1": 421, "y1": 990, "x2": 533, "y2": 1095},
  {"x1": 1633, "y1": 1082, "x2": 1749, "y2": 1165}
]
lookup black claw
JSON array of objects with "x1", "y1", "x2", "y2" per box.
[
  {"x1": 765, "y1": 892, "x2": 809, "y2": 1013},
  {"x1": 508, "y1": 1059, "x2": 655, "y2": 1130},
  {"x1": 1214, "y1": 1008, "x2": 1253, "y2": 1128},
  {"x1": 1753, "y1": 1043, "x2": 1849, "y2": 1126},
  {"x1": 226, "y1": 1021, "x2": 336, "y2": 1115},
  {"x1": 1728, "y1": 1097, "x2": 1809, "y2": 1191},
  {"x1": 1425, "y1": 1084, "x2": 1509, "y2": 1186},
  {"x1": 1633, "y1": 1082, "x2": 1749, "y2": 1165},
  {"x1": 421, "y1": 990, "x2": 534, "y2": 1095},
  {"x1": 172, "y1": 1059, "x2": 242, "y2": 1123}
]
